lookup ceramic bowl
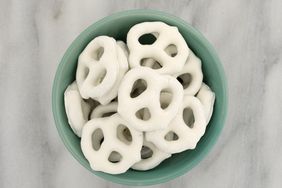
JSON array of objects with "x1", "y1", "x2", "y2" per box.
[{"x1": 52, "y1": 9, "x2": 228, "y2": 186}]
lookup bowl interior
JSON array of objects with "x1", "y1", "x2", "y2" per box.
[{"x1": 52, "y1": 10, "x2": 227, "y2": 186}]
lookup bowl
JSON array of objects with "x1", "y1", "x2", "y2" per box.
[{"x1": 52, "y1": 9, "x2": 228, "y2": 186}]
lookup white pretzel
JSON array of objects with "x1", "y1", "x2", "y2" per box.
[
  {"x1": 95, "y1": 43, "x2": 129, "y2": 104},
  {"x1": 174, "y1": 51, "x2": 203, "y2": 95},
  {"x1": 81, "y1": 114, "x2": 143, "y2": 174},
  {"x1": 132, "y1": 135, "x2": 171, "y2": 171},
  {"x1": 127, "y1": 22, "x2": 189, "y2": 74},
  {"x1": 118, "y1": 67, "x2": 183, "y2": 131},
  {"x1": 146, "y1": 95, "x2": 206, "y2": 153},
  {"x1": 90, "y1": 102, "x2": 118, "y2": 119},
  {"x1": 117, "y1": 41, "x2": 129, "y2": 58},
  {"x1": 76, "y1": 36, "x2": 119, "y2": 99},
  {"x1": 91, "y1": 105, "x2": 132, "y2": 163},
  {"x1": 64, "y1": 81, "x2": 91, "y2": 137},
  {"x1": 196, "y1": 83, "x2": 215, "y2": 123}
]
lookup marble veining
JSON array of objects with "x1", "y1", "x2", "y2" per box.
[{"x1": 0, "y1": 0, "x2": 282, "y2": 187}]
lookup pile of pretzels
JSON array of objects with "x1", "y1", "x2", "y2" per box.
[{"x1": 64, "y1": 22, "x2": 215, "y2": 174}]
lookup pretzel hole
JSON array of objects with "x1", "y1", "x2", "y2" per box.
[
  {"x1": 141, "y1": 146, "x2": 153, "y2": 159},
  {"x1": 130, "y1": 79, "x2": 147, "y2": 98},
  {"x1": 159, "y1": 89, "x2": 172, "y2": 110},
  {"x1": 92, "y1": 128, "x2": 104, "y2": 151},
  {"x1": 101, "y1": 111, "x2": 116, "y2": 117},
  {"x1": 85, "y1": 98, "x2": 100, "y2": 109},
  {"x1": 91, "y1": 47, "x2": 104, "y2": 61},
  {"x1": 140, "y1": 58, "x2": 162, "y2": 69},
  {"x1": 117, "y1": 124, "x2": 132, "y2": 145},
  {"x1": 165, "y1": 44, "x2": 178, "y2": 57},
  {"x1": 177, "y1": 73, "x2": 192, "y2": 89},
  {"x1": 108, "y1": 151, "x2": 122, "y2": 163},
  {"x1": 138, "y1": 33, "x2": 158, "y2": 45},
  {"x1": 92, "y1": 68, "x2": 106, "y2": 86},
  {"x1": 111, "y1": 97, "x2": 118, "y2": 102},
  {"x1": 135, "y1": 107, "x2": 151, "y2": 121},
  {"x1": 183, "y1": 107, "x2": 195, "y2": 128},
  {"x1": 165, "y1": 131, "x2": 179, "y2": 141}
]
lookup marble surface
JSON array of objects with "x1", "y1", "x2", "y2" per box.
[{"x1": 1, "y1": 0, "x2": 282, "y2": 187}]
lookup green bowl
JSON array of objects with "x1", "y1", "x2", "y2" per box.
[{"x1": 52, "y1": 10, "x2": 228, "y2": 186}]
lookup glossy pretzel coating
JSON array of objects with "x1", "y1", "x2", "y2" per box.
[
  {"x1": 118, "y1": 67, "x2": 183, "y2": 131},
  {"x1": 174, "y1": 51, "x2": 203, "y2": 95},
  {"x1": 117, "y1": 41, "x2": 129, "y2": 58},
  {"x1": 64, "y1": 81, "x2": 91, "y2": 137},
  {"x1": 95, "y1": 43, "x2": 129, "y2": 104},
  {"x1": 81, "y1": 114, "x2": 143, "y2": 174},
  {"x1": 132, "y1": 135, "x2": 171, "y2": 171},
  {"x1": 90, "y1": 102, "x2": 118, "y2": 119},
  {"x1": 127, "y1": 22, "x2": 189, "y2": 74},
  {"x1": 76, "y1": 36, "x2": 119, "y2": 99},
  {"x1": 196, "y1": 83, "x2": 215, "y2": 123},
  {"x1": 141, "y1": 45, "x2": 177, "y2": 70},
  {"x1": 146, "y1": 95, "x2": 206, "y2": 153}
]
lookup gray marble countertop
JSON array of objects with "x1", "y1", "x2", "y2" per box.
[{"x1": 1, "y1": 0, "x2": 282, "y2": 187}]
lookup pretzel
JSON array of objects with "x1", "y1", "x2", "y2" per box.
[
  {"x1": 196, "y1": 83, "x2": 215, "y2": 123},
  {"x1": 64, "y1": 81, "x2": 91, "y2": 137},
  {"x1": 146, "y1": 95, "x2": 206, "y2": 153},
  {"x1": 95, "y1": 43, "x2": 129, "y2": 104},
  {"x1": 81, "y1": 114, "x2": 143, "y2": 174},
  {"x1": 174, "y1": 51, "x2": 203, "y2": 95},
  {"x1": 132, "y1": 135, "x2": 171, "y2": 171},
  {"x1": 76, "y1": 36, "x2": 119, "y2": 99},
  {"x1": 117, "y1": 41, "x2": 129, "y2": 58},
  {"x1": 118, "y1": 67, "x2": 183, "y2": 131},
  {"x1": 127, "y1": 22, "x2": 189, "y2": 74},
  {"x1": 90, "y1": 102, "x2": 118, "y2": 119}
]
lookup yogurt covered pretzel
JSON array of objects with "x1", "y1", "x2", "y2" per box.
[
  {"x1": 127, "y1": 22, "x2": 189, "y2": 74},
  {"x1": 64, "y1": 81, "x2": 91, "y2": 137},
  {"x1": 174, "y1": 51, "x2": 203, "y2": 96},
  {"x1": 117, "y1": 41, "x2": 129, "y2": 58},
  {"x1": 81, "y1": 114, "x2": 143, "y2": 174},
  {"x1": 146, "y1": 95, "x2": 206, "y2": 153},
  {"x1": 196, "y1": 83, "x2": 215, "y2": 123},
  {"x1": 76, "y1": 36, "x2": 119, "y2": 99},
  {"x1": 95, "y1": 43, "x2": 129, "y2": 104},
  {"x1": 118, "y1": 67, "x2": 183, "y2": 132}
]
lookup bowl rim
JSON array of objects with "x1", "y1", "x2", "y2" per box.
[{"x1": 52, "y1": 9, "x2": 228, "y2": 186}]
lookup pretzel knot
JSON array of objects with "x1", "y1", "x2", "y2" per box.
[
  {"x1": 118, "y1": 67, "x2": 183, "y2": 132},
  {"x1": 146, "y1": 95, "x2": 207, "y2": 153},
  {"x1": 81, "y1": 114, "x2": 143, "y2": 174},
  {"x1": 127, "y1": 22, "x2": 189, "y2": 74},
  {"x1": 76, "y1": 36, "x2": 121, "y2": 100}
]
